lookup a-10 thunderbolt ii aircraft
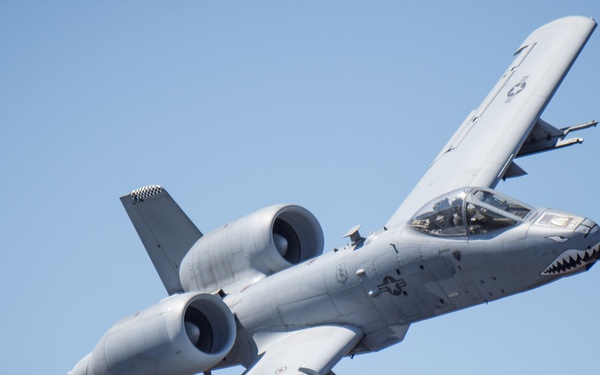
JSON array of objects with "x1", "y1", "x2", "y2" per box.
[{"x1": 70, "y1": 16, "x2": 598, "y2": 375}]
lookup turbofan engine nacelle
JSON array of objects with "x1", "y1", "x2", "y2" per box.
[
  {"x1": 180, "y1": 204, "x2": 324, "y2": 293},
  {"x1": 69, "y1": 293, "x2": 236, "y2": 375}
]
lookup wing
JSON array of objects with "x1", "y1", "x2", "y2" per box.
[
  {"x1": 245, "y1": 325, "x2": 363, "y2": 375},
  {"x1": 386, "y1": 16, "x2": 597, "y2": 228}
]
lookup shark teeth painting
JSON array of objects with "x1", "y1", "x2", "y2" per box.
[{"x1": 541, "y1": 242, "x2": 600, "y2": 276}]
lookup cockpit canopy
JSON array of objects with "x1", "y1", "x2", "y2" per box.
[{"x1": 408, "y1": 188, "x2": 532, "y2": 237}]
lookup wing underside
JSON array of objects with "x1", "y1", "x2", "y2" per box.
[
  {"x1": 387, "y1": 16, "x2": 597, "y2": 228},
  {"x1": 244, "y1": 325, "x2": 363, "y2": 375}
]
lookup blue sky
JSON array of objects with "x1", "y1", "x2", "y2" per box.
[{"x1": 2, "y1": 2, "x2": 600, "y2": 374}]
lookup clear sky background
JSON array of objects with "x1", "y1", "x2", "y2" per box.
[{"x1": 2, "y1": 1, "x2": 600, "y2": 374}]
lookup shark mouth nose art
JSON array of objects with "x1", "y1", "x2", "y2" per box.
[{"x1": 541, "y1": 242, "x2": 600, "y2": 276}]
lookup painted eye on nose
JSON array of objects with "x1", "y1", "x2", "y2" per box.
[{"x1": 546, "y1": 236, "x2": 568, "y2": 243}]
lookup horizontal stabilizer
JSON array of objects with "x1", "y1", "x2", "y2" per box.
[
  {"x1": 517, "y1": 118, "x2": 597, "y2": 157},
  {"x1": 120, "y1": 186, "x2": 202, "y2": 295}
]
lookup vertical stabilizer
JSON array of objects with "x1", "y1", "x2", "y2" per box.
[{"x1": 120, "y1": 186, "x2": 202, "y2": 295}]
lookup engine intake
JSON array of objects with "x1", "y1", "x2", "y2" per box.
[
  {"x1": 180, "y1": 204, "x2": 324, "y2": 294},
  {"x1": 71, "y1": 293, "x2": 236, "y2": 375}
]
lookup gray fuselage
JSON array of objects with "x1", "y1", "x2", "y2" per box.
[{"x1": 219, "y1": 205, "x2": 600, "y2": 368}]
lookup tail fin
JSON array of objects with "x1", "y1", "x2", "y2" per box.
[{"x1": 120, "y1": 185, "x2": 202, "y2": 295}]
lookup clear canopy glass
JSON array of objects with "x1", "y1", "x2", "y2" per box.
[{"x1": 408, "y1": 188, "x2": 532, "y2": 237}]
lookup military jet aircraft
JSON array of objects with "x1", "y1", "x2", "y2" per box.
[{"x1": 70, "y1": 16, "x2": 598, "y2": 375}]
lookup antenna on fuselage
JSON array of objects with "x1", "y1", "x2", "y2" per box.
[{"x1": 343, "y1": 224, "x2": 365, "y2": 250}]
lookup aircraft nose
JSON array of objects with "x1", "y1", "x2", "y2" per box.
[
  {"x1": 582, "y1": 219, "x2": 600, "y2": 253},
  {"x1": 540, "y1": 218, "x2": 600, "y2": 276},
  {"x1": 575, "y1": 218, "x2": 598, "y2": 236}
]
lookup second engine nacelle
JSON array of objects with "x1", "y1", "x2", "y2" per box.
[
  {"x1": 180, "y1": 204, "x2": 324, "y2": 294},
  {"x1": 70, "y1": 293, "x2": 236, "y2": 375}
]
